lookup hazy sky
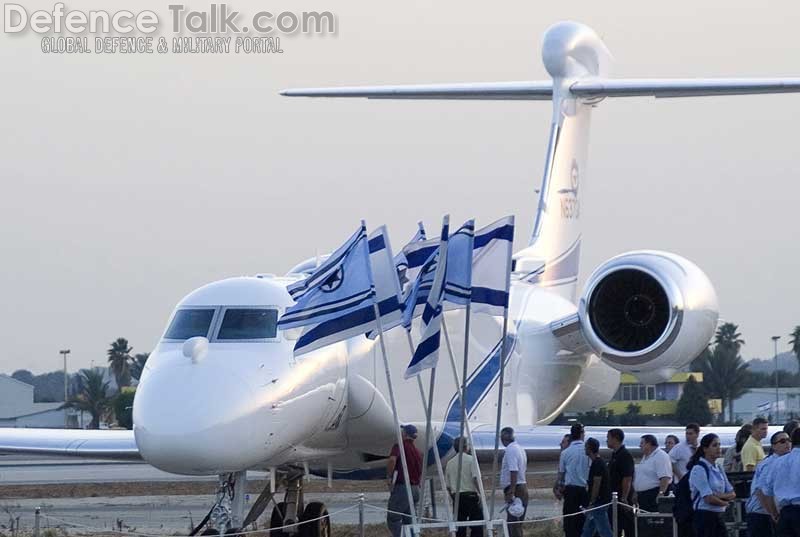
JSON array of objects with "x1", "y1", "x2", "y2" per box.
[{"x1": 1, "y1": 0, "x2": 798, "y2": 374}]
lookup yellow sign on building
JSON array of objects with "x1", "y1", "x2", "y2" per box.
[{"x1": 707, "y1": 399, "x2": 722, "y2": 415}]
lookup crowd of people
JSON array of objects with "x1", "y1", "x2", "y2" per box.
[
  {"x1": 552, "y1": 419, "x2": 800, "y2": 537},
  {"x1": 384, "y1": 419, "x2": 800, "y2": 537}
]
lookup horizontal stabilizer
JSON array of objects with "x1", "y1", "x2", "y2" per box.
[
  {"x1": 280, "y1": 81, "x2": 553, "y2": 100},
  {"x1": 571, "y1": 78, "x2": 800, "y2": 98},
  {"x1": 282, "y1": 78, "x2": 800, "y2": 100}
]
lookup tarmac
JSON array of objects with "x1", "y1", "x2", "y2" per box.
[{"x1": 0, "y1": 456, "x2": 563, "y2": 534}]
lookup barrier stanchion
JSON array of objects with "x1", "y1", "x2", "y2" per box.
[
  {"x1": 612, "y1": 492, "x2": 618, "y2": 537},
  {"x1": 34, "y1": 507, "x2": 40, "y2": 537},
  {"x1": 358, "y1": 494, "x2": 365, "y2": 537}
]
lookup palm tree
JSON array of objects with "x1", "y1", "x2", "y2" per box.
[
  {"x1": 790, "y1": 326, "x2": 800, "y2": 373},
  {"x1": 701, "y1": 340, "x2": 751, "y2": 422},
  {"x1": 714, "y1": 322, "x2": 745, "y2": 353},
  {"x1": 107, "y1": 337, "x2": 133, "y2": 389},
  {"x1": 130, "y1": 353, "x2": 150, "y2": 381},
  {"x1": 65, "y1": 368, "x2": 111, "y2": 429}
]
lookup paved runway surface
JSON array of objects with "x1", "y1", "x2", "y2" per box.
[
  {"x1": 4, "y1": 492, "x2": 563, "y2": 533},
  {"x1": 0, "y1": 456, "x2": 562, "y2": 533}
]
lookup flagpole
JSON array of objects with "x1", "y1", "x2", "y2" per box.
[
  {"x1": 451, "y1": 306, "x2": 468, "y2": 522},
  {"x1": 441, "y1": 317, "x2": 491, "y2": 524},
  {"x1": 408, "y1": 335, "x2": 431, "y2": 503},
  {"x1": 487, "y1": 308, "x2": 510, "y2": 518},
  {"x1": 408, "y1": 333, "x2": 453, "y2": 529},
  {"x1": 486, "y1": 216, "x2": 515, "y2": 520},
  {"x1": 488, "y1": 312, "x2": 511, "y2": 519},
  {"x1": 362, "y1": 221, "x2": 418, "y2": 530},
  {"x1": 374, "y1": 298, "x2": 419, "y2": 530},
  {"x1": 402, "y1": 222, "x2": 453, "y2": 530}
]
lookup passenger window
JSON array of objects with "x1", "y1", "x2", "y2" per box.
[
  {"x1": 164, "y1": 309, "x2": 215, "y2": 340},
  {"x1": 217, "y1": 309, "x2": 278, "y2": 340}
]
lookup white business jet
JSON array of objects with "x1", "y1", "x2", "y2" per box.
[{"x1": 2, "y1": 21, "x2": 799, "y2": 537}]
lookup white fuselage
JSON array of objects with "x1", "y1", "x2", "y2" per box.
[{"x1": 132, "y1": 273, "x2": 602, "y2": 475}]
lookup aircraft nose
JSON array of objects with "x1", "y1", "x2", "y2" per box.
[{"x1": 133, "y1": 357, "x2": 262, "y2": 474}]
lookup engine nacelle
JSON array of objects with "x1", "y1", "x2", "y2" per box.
[{"x1": 578, "y1": 251, "x2": 718, "y2": 383}]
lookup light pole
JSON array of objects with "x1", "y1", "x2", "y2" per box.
[
  {"x1": 59, "y1": 349, "x2": 71, "y2": 428},
  {"x1": 772, "y1": 336, "x2": 780, "y2": 424}
]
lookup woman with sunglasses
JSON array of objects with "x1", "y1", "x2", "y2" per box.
[
  {"x1": 746, "y1": 431, "x2": 791, "y2": 537},
  {"x1": 688, "y1": 433, "x2": 736, "y2": 537}
]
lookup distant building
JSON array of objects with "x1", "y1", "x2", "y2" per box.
[
  {"x1": 0, "y1": 374, "x2": 82, "y2": 428},
  {"x1": 601, "y1": 372, "x2": 704, "y2": 417},
  {"x1": 731, "y1": 387, "x2": 800, "y2": 423}
]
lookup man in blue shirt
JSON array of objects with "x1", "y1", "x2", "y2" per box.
[
  {"x1": 763, "y1": 428, "x2": 800, "y2": 537},
  {"x1": 746, "y1": 431, "x2": 791, "y2": 537},
  {"x1": 558, "y1": 423, "x2": 589, "y2": 537}
]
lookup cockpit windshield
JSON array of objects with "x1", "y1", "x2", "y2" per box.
[
  {"x1": 164, "y1": 309, "x2": 215, "y2": 340},
  {"x1": 217, "y1": 308, "x2": 278, "y2": 340}
]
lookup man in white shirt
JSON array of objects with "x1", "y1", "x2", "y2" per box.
[
  {"x1": 500, "y1": 427, "x2": 528, "y2": 537},
  {"x1": 634, "y1": 434, "x2": 672, "y2": 512},
  {"x1": 445, "y1": 437, "x2": 482, "y2": 537},
  {"x1": 670, "y1": 423, "x2": 699, "y2": 482}
]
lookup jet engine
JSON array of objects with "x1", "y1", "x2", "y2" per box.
[{"x1": 577, "y1": 251, "x2": 718, "y2": 383}]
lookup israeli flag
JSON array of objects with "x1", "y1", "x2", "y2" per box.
[
  {"x1": 443, "y1": 219, "x2": 475, "y2": 307},
  {"x1": 470, "y1": 216, "x2": 515, "y2": 316},
  {"x1": 285, "y1": 226, "x2": 367, "y2": 302},
  {"x1": 402, "y1": 219, "x2": 474, "y2": 325},
  {"x1": 278, "y1": 223, "x2": 373, "y2": 333},
  {"x1": 397, "y1": 228, "x2": 438, "y2": 292},
  {"x1": 394, "y1": 223, "x2": 426, "y2": 290},
  {"x1": 401, "y1": 248, "x2": 439, "y2": 329},
  {"x1": 405, "y1": 218, "x2": 449, "y2": 379},
  {"x1": 364, "y1": 226, "x2": 405, "y2": 339}
]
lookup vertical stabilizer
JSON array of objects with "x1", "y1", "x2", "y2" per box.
[{"x1": 514, "y1": 22, "x2": 611, "y2": 303}]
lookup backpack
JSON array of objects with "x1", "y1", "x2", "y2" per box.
[{"x1": 673, "y1": 462, "x2": 709, "y2": 524}]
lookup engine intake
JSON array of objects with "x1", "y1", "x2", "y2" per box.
[
  {"x1": 588, "y1": 268, "x2": 671, "y2": 352},
  {"x1": 578, "y1": 251, "x2": 718, "y2": 380}
]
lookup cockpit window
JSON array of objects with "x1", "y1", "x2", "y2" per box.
[
  {"x1": 217, "y1": 308, "x2": 278, "y2": 340},
  {"x1": 164, "y1": 309, "x2": 215, "y2": 340}
]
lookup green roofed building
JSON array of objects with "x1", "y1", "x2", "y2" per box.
[{"x1": 601, "y1": 372, "x2": 703, "y2": 416}]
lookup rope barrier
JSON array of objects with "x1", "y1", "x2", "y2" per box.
[
  {"x1": 361, "y1": 503, "x2": 447, "y2": 522},
  {"x1": 505, "y1": 501, "x2": 613, "y2": 525},
  {"x1": 41, "y1": 504, "x2": 359, "y2": 537},
  {"x1": 618, "y1": 501, "x2": 657, "y2": 515},
  {"x1": 34, "y1": 497, "x2": 655, "y2": 535}
]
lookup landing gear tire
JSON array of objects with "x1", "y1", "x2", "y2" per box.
[
  {"x1": 299, "y1": 502, "x2": 330, "y2": 537},
  {"x1": 270, "y1": 502, "x2": 290, "y2": 537}
]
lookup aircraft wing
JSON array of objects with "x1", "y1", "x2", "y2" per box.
[
  {"x1": 0, "y1": 428, "x2": 140, "y2": 460},
  {"x1": 466, "y1": 424, "x2": 778, "y2": 462},
  {"x1": 282, "y1": 78, "x2": 800, "y2": 100}
]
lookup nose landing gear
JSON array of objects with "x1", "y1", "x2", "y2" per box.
[
  {"x1": 190, "y1": 469, "x2": 331, "y2": 537},
  {"x1": 190, "y1": 472, "x2": 248, "y2": 536}
]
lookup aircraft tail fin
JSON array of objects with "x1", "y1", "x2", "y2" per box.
[{"x1": 281, "y1": 20, "x2": 800, "y2": 302}]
